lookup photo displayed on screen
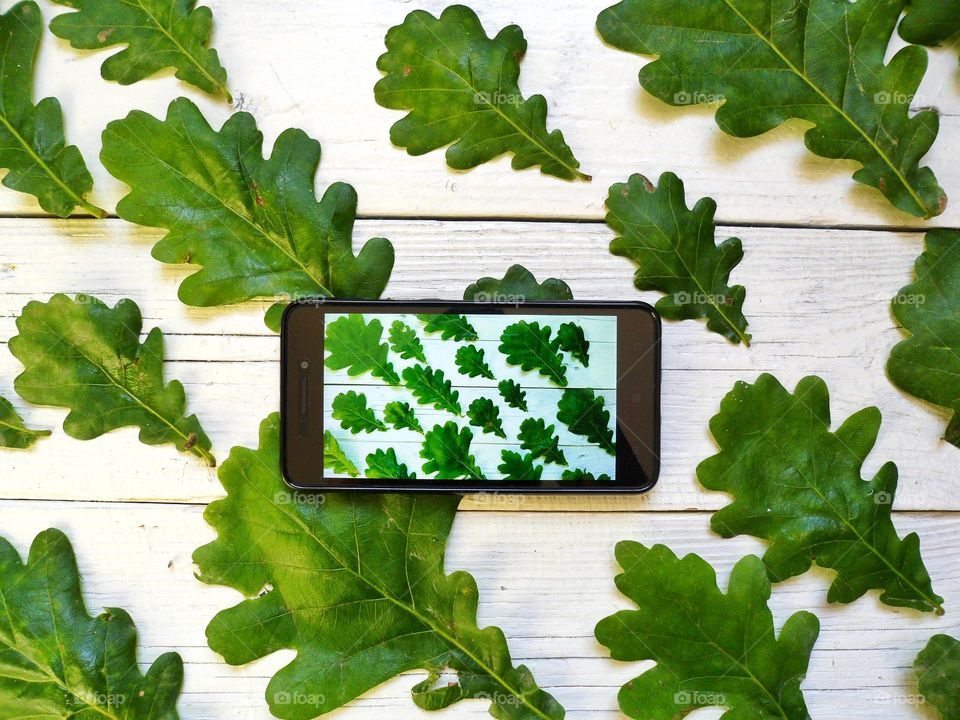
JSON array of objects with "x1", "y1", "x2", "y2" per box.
[{"x1": 321, "y1": 312, "x2": 618, "y2": 482}]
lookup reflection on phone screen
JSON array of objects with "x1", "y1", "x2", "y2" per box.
[{"x1": 322, "y1": 312, "x2": 618, "y2": 483}]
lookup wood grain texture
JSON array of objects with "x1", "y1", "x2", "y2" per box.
[
  {"x1": 0, "y1": 501, "x2": 957, "y2": 719},
  {"x1": 10, "y1": 0, "x2": 959, "y2": 227},
  {"x1": 1, "y1": 219, "x2": 956, "y2": 510},
  {"x1": 2, "y1": 2, "x2": 959, "y2": 718}
]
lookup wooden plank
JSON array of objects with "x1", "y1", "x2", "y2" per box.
[
  {"x1": 1, "y1": 219, "x2": 957, "y2": 509},
  {"x1": 0, "y1": 501, "x2": 956, "y2": 718},
  {"x1": 4, "y1": 5, "x2": 957, "y2": 720},
  {"x1": 8, "y1": 0, "x2": 957, "y2": 227}
]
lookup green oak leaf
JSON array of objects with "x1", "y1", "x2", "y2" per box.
[
  {"x1": 0, "y1": 528, "x2": 184, "y2": 719},
  {"x1": 518, "y1": 417, "x2": 567, "y2": 466},
  {"x1": 0, "y1": 2, "x2": 103, "y2": 218},
  {"x1": 499, "y1": 321, "x2": 567, "y2": 386},
  {"x1": 557, "y1": 322, "x2": 589, "y2": 367},
  {"x1": 887, "y1": 230, "x2": 960, "y2": 449},
  {"x1": 421, "y1": 421, "x2": 484, "y2": 480},
  {"x1": 466, "y1": 397, "x2": 507, "y2": 438},
  {"x1": 324, "y1": 314, "x2": 401, "y2": 386},
  {"x1": 698, "y1": 373, "x2": 943, "y2": 613},
  {"x1": 194, "y1": 414, "x2": 562, "y2": 719},
  {"x1": 323, "y1": 430, "x2": 359, "y2": 477},
  {"x1": 10, "y1": 294, "x2": 215, "y2": 466},
  {"x1": 375, "y1": 5, "x2": 587, "y2": 181},
  {"x1": 498, "y1": 450, "x2": 543, "y2": 481},
  {"x1": 596, "y1": 543, "x2": 819, "y2": 720},
  {"x1": 365, "y1": 447, "x2": 416, "y2": 479},
  {"x1": 49, "y1": 0, "x2": 231, "y2": 101},
  {"x1": 498, "y1": 379, "x2": 528, "y2": 411},
  {"x1": 916, "y1": 634, "x2": 960, "y2": 720},
  {"x1": 556, "y1": 388, "x2": 615, "y2": 456},
  {"x1": 418, "y1": 313, "x2": 479, "y2": 341},
  {"x1": 383, "y1": 401, "x2": 424, "y2": 433},
  {"x1": 607, "y1": 172, "x2": 750, "y2": 345},
  {"x1": 101, "y1": 98, "x2": 394, "y2": 330},
  {"x1": 0, "y1": 395, "x2": 50, "y2": 449},
  {"x1": 900, "y1": 0, "x2": 960, "y2": 57},
  {"x1": 455, "y1": 345, "x2": 495, "y2": 380},
  {"x1": 389, "y1": 320, "x2": 427, "y2": 362},
  {"x1": 561, "y1": 468, "x2": 611, "y2": 482},
  {"x1": 331, "y1": 391, "x2": 387, "y2": 434},
  {"x1": 464, "y1": 264, "x2": 573, "y2": 302},
  {"x1": 403, "y1": 365, "x2": 463, "y2": 415},
  {"x1": 597, "y1": 0, "x2": 947, "y2": 218}
]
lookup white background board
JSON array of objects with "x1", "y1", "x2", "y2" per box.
[{"x1": 1, "y1": 1, "x2": 959, "y2": 718}]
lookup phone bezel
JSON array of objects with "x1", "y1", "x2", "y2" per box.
[{"x1": 281, "y1": 299, "x2": 661, "y2": 494}]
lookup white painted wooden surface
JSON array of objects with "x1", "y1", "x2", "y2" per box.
[
  {"x1": 2, "y1": 0, "x2": 960, "y2": 718},
  {"x1": 1, "y1": 505, "x2": 958, "y2": 719},
  {"x1": 14, "y1": 0, "x2": 960, "y2": 227}
]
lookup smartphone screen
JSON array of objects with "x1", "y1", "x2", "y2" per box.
[{"x1": 282, "y1": 300, "x2": 660, "y2": 493}]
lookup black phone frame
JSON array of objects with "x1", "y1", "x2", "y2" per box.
[{"x1": 281, "y1": 299, "x2": 661, "y2": 494}]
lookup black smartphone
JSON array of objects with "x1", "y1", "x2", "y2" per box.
[{"x1": 281, "y1": 299, "x2": 660, "y2": 493}]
